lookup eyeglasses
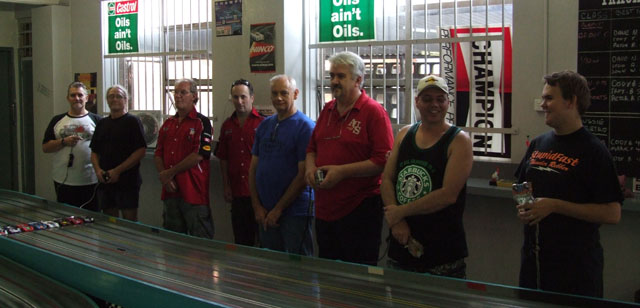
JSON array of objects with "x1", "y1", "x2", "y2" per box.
[
  {"x1": 107, "y1": 94, "x2": 125, "y2": 100},
  {"x1": 323, "y1": 108, "x2": 352, "y2": 140},
  {"x1": 173, "y1": 90, "x2": 192, "y2": 96}
]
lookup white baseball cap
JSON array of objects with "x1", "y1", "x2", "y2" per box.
[{"x1": 416, "y1": 75, "x2": 448, "y2": 95}]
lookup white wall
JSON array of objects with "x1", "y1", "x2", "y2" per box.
[
  {"x1": 32, "y1": 5, "x2": 72, "y2": 201},
  {"x1": 211, "y1": 0, "x2": 304, "y2": 139},
  {"x1": 69, "y1": 0, "x2": 102, "y2": 110},
  {"x1": 510, "y1": 0, "x2": 578, "y2": 163},
  {"x1": 0, "y1": 5, "x2": 18, "y2": 46}
]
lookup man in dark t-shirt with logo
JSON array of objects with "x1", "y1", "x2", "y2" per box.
[{"x1": 515, "y1": 70, "x2": 623, "y2": 297}]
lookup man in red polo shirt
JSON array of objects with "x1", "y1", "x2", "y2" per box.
[
  {"x1": 154, "y1": 78, "x2": 214, "y2": 239},
  {"x1": 215, "y1": 79, "x2": 264, "y2": 246},
  {"x1": 305, "y1": 51, "x2": 394, "y2": 266}
]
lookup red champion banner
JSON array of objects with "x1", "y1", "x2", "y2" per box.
[{"x1": 442, "y1": 26, "x2": 512, "y2": 158}]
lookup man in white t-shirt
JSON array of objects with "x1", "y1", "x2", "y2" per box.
[{"x1": 42, "y1": 81, "x2": 102, "y2": 211}]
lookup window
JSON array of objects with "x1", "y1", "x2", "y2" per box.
[
  {"x1": 307, "y1": 0, "x2": 514, "y2": 160},
  {"x1": 101, "y1": 0, "x2": 213, "y2": 118}
]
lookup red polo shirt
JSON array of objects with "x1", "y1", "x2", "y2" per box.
[
  {"x1": 307, "y1": 90, "x2": 393, "y2": 221},
  {"x1": 154, "y1": 108, "x2": 213, "y2": 205},
  {"x1": 215, "y1": 108, "x2": 264, "y2": 197}
]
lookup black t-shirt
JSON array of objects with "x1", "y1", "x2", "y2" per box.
[
  {"x1": 516, "y1": 127, "x2": 623, "y2": 253},
  {"x1": 90, "y1": 113, "x2": 147, "y2": 188}
]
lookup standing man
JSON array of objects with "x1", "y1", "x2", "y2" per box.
[
  {"x1": 90, "y1": 85, "x2": 147, "y2": 221},
  {"x1": 42, "y1": 81, "x2": 102, "y2": 211},
  {"x1": 215, "y1": 79, "x2": 264, "y2": 246},
  {"x1": 305, "y1": 51, "x2": 394, "y2": 266},
  {"x1": 381, "y1": 75, "x2": 473, "y2": 278},
  {"x1": 515, "y1": 70, "x2": 622, "y2": 297},
  {"x1": 154, "y1": 78, "x2": 214, "y2": 239},
  {"x1": 249, "y1": 75, "x2": 315, "y2": 255}
]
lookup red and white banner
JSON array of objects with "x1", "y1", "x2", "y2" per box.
[{"x1": 442, "y1": 26, "x2": 512, "y2": 158}]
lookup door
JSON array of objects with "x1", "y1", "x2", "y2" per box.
[{"x1": 0, "y1": 47, "x2": 18, "y2": 190}]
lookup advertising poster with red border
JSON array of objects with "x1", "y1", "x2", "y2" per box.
[
  {"x1": 442, "y1": 26, "x2": 512, "y2": 158},
  {"x1": 249, "y1": 23, "x2": 275, "y2": 73},
  {"x1": 108, "y1": 0, "x2": 139, "y2": 54}
]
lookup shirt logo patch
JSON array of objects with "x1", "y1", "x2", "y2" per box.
[
  {"x1": 396, "y1": 164, "x2": 432, "y2": 204},
  {"x1": 190, "y1": 128, "x2": 196, "y2": 136},
  {"x1": 347, "y1": 119, "x2": 362, "y2": 135},
  {"x1": 203, "y1": 145, "x2": 211, "y2": 151}
]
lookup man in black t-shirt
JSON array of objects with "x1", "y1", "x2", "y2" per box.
[
  {"x1": 90, "y1": 85, "x2": 147, "y2": 221},
  {"x1": 515, "y1": 71, "x2": 623, "y2": 297}
]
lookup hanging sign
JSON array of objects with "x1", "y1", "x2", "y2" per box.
[
  {"x1": 108, "y1": 0, "x2": 139, "y2": 54},
  {"x1": 319, "y1": 0, "x2": 374, "y2": 42}
]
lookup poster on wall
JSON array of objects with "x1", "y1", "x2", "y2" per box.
[
  {"x1": 249, "y1": 23, "x2": 275, "y2": 73},
  {"x1": 319, "y1": 0, "x2": 374, "y2": 42},
  {"x1": 443, "y1": 26, "x2": 513, "y2": 158},
  {"x1": 107, "y1": 0, "x2": 139, "y2": 54},
  {"x1": 74, "y1": 73, "x2": 98, "y2": 114},
  {"x1": 215, "y1": 0, "x2": 242, "y2": 37}
]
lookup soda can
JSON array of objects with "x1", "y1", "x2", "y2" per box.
[{"x1": 315, "y1": 169, "x2": 324, "y2": 184}]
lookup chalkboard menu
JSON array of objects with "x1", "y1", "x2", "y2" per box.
[{"x1": 579, "y1": 0, "x2": 640, "y2": 177}]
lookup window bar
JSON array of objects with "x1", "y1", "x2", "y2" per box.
[
  {"x1": 188, "y1": 0, "x2": 193, "y2": 95},
  {"x1": 143, "y1": 2, "x2": 148, "y2": 111},
  {"x1": 482, "y1": 0, "x2": 491, "y2": 155},
  {"x1": 394, "y1": 0, "x2": 400, "y2": 125},
  {"x1": 149, "y1": 0, "x2": 154, "y2": 111},
  {"x1": 367, "y1": 45, "x2": 373, "y2": 94},
  {"x1": 161, "y1": 0, "x2": 166, "y2": 116},
  {"x1": 501, "y1": 0, "x2": 507, "y2": 155},
  {"x1": 404, "y1": 0, "x2": 413, "y2": 125}
]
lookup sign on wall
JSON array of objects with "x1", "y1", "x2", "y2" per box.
[
  {"x1": 215, "y1": 0, "x2": 243, "y2": 37},
  {"x1": 108, "y1": 0, "x2": 139, "y2": 54},
  {"x1": 578, "y1": 0, "x2": 640, "y2": 177},
  {"x1": 249, "y1": 23, "x2": 275, "y2": 73},
  {"x1": 319, "y1": 0, "x2": 374, "y2": 42},
  {"x1": 446, "y1": 27, "x2": 513, "y2": 158}
]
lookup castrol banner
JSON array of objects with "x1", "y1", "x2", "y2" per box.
[
  {"x1": 107, "y1": 0, "x2": 139, "y2": 54},
  {"x1": 319, "y1": 0, "x2": 375, "y2": 42},
  {"x1": 249, "y1": 23, "x2": 276, "y2": 73},
  {"x1": 443, "y1": 26, "x2": 512, "y2": 158}
]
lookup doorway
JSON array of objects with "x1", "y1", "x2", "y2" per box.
[{"x1": 0, "y1": 47, "x2": 18, "y2": 190}]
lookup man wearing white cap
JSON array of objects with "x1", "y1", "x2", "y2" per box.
[{"x1": 381, "y1": 75, "x2": 473, "y2": 277}]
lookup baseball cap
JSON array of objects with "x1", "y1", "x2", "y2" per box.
[{"x1": 416, "y1": 75, "x2": 448, "y2": 95}]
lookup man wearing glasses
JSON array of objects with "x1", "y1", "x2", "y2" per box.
[
  {"x1": 305, "y1": 51, "x2": 394, "y2": 266},
  {"x1": 154, "y1": 78, "x2": 215, "y2": 239},
  {"x1": 215, "y1": 79, "x2": 264, "y2": 246},
  {"x1": 249, "y1": 75, "x2": 315, "y2": 255},
  {"x1": 90, "y1": 85, "x2": 147, "y2": 221}
]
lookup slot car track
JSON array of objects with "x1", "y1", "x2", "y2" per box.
[
  {"x1": 0, "y1": 254, "x2": 97, "y2": 308},
  {"x1": 0, "y1": 189, "x2": 634, "y2": 308}
]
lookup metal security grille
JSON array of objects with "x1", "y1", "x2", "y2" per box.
[
  {"x1": 307, "y1": 0, "x2": 514, "y2": 159},
  {"x1": 102, "y1": 0, "x2": 213, "y2": 118}
]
